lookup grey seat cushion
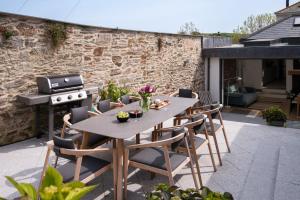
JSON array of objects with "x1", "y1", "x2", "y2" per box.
[
  {"x1": 87, "y1": 134, "x2": 108, "y2": 147},
  {"x1": 130, "y1": 147, "x2": 187, "y2": 170},
  {"x1": 57, "y1": 156, "x2": 110, "y2": 183},
  {"x1": 179, "y1": 136, "x2": 206, "y2": 149}
]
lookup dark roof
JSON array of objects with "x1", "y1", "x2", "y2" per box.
[
  {"x1": 275, "y1": 1, "x2": 300, "y2": 15},
  {"x1": 203, "y1": 45, "x2": 300, "y2": 59},
  {"x1": 245, "y1": 15, "x2": 300, "y2": 41}
]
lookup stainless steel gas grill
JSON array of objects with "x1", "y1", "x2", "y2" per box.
[{"x1": 17, "y1": 74, "x2": 97, "y2": 139}]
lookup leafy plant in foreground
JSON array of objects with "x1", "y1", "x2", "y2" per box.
[{"x1": 2, "y1": 167, "x2": 96, "y2": 200}]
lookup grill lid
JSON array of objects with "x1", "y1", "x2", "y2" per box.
[{"x1": 37, "y1": 74, "x2": 84, "y2": 94}]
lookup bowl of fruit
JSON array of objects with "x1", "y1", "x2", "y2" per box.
[
  {"x1": 129, "y1": 110, "x2": 143, "y2": 118},
  {"x1": 116, "y1": 111, "x2": 129, "y2": 123}
]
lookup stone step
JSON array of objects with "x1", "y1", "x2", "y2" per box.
[
  {"x1": 239, "y1": 141, "x2": 280, "y2": 200},
  {"x1": 274, "y1": 145, "x2": 300, "y2": 200}
]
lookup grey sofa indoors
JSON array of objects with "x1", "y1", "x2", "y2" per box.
[{"x1": 224, "y1": 85, "x2": 257, "y2": 107}]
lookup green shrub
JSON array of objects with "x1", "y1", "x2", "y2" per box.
[
  {"x1": 2, "y1": 167, "x2": 96, "y2": 200},
  {"x1": 99, "y1": 81, "x2": 131, "y2": 102},
  {"x1": 262, "y1": 106, "x2": 287, "y2": 123},
  {"x1": 146, "y1": 183, "x2": 233, "y2": 200}
]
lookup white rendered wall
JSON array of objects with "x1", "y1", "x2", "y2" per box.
[
  {"x1": 209, "y1": 57, "x2": 220, "y2": 102},
  {"x1": 239, "y1": 59, "x2": 263, "y2": 89},
  {"x1": 286, "y1": 59, "x2": 293, "y2": 91}
]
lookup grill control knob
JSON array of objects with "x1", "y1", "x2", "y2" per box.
[
  {"x1": 57, "y1": 97, "x2": 62, "y2": 102},
  {"x1": 78, "y1": 93, "x2": 83, "y2": 98},
  {"x1": 68, "y1": 95, "x2": 72, "y2": 100}
]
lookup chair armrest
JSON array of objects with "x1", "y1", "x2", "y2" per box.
[
  {"x1": 60, "y1": 147, "x2": 112, "y2": 156},
  {"x1": 110, "y1": 102, "x2": 124, "y2": 108},
  {"x1": 63, "y1": 114, "x2": 72, "y2": 127},
  {"x1": 129, "y1": 96, "x2": 141, "y2": 101},
  {"x1": 192, "y1": 92, "x2": 199, "y2": 99},
  {"x1": 169, "y1": 91, "x2": 179, "y2": 97},
  {"x1": 127, "y1": 131, "x2": 187, "y2": 149},
  {"x1": 88, "y1": 111, "x2": 99, "y2": 117},
  {"x1": 92, "y1": 105, "x2": 102, "y2": 115},
  {"x1": 153, "y1": 126, "x2": 185, "y2": 134}
]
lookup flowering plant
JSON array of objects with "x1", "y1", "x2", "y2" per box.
[
  {"x1": 138, "y1": 85, "x2": 156, "y2": 98},
  {"x1": 138, "y1": 85, "x2": 157, "y2": 112}
]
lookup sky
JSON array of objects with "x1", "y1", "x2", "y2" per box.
[{"x1": 0, "y1": 0, "x2": 299, "y2": 33}]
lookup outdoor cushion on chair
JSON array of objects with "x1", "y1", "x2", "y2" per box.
[
  {"x1": 121, "y1": 95, "x2": 130, "y2": 105},
  {"x1": 179, "y1": 89, "x2": 193, "y2": 98},
  {"x1": 70, "y1": 106, "x2": 89, "y2": 124},
  {"x1": 97, "y1": 100, "x2": 111, "y2": 113},
  {"x1": 130, "y1": 147, "x2": 187, "y2": 170},
  {"x1": 205, "y1": 122, "x2": 222, "y2": 133},
  {"x1": 57, "y1": 156, "x2": 110, "y2": 182}
]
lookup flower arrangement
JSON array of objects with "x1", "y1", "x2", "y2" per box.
[{"x1": 138, "y1": 84, "x2": 157, "y2": 112}]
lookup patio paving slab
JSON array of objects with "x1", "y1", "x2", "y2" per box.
[{"x1": 0, "y1": 114, "x2": 300, "y2": 199}]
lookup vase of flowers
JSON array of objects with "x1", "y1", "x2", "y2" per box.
[{"x1": 139, "y1": 84, "x2": 156, "y2": 112}]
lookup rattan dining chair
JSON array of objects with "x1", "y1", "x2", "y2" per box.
[
  {"x1": 193, "y1": 104, "x2": 231, "y2": 166},
  {"x1": 170, "y1": 89, "x2": 199, "y2": 126},
  {"x1": 123, "y1": 127, "x2": 199, "y2": 199},
  {"x1": 40, "y1": 136, "x2": 115, "y2": 186}
]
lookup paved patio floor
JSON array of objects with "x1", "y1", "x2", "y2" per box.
[{"x1": 1, "y1": 114, "x2": 300, "y2": 200}]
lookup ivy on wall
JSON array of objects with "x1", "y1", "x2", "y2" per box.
[
  {"x1": 47, "y1": 22, "x2": 67, "y2": 48},
  {"x1": 0, "y1": 26, "x2": 14, "y2": 42}
]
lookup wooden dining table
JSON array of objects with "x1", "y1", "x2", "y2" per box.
[{"x1": 71, "y1": 95, "x2": 198, "y2": 200}]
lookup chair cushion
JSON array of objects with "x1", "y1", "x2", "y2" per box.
[
  {"x1": 62, "y1": 130, "x2": 83, "y2": 142},
  {"x1": 170, "y1": 127, "x2": 186, "y2": 150},
  {"x1": 53, "y1": 136, "x2": 76, "y2": 160},
  {"x1": 179, "y1": 89, "x2": 193, "y2": 98},
  {"x1": 121, "y1": 95, "x2": 130, "y2": 105},
  {"x1": 179, "y1": 136, "x2": 206, "y2": 149},
  {"x1": 210, "y1": 104, "x2": 220, "y2": 119},
  {"x1": 87, "y1": 134, "x2": 108, "y2": 147},
  {"x1": 191, "y1": 114, "x2": 206, "y2": 135},
  {"x1": 70, "y1": 106, "x2": 89, "y2": 124},
  {"x1": 53, "y1": 136, "x2": 75, "y2": 149},
  {"x1": 57, "y1": 156, "x2": 110, "y2": 183},
  {"x1": 130, "y1": 147, "x2": 187, "y2": 171},
  {"x1": 98, "y1": 100, "x2": 111, "y2": 113},
  {"x1": 205, "y1": 122, "x2": 222, "y2": 133}
]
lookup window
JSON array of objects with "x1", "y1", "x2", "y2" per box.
[{"x1": 293, "y1": 17, "x2": 300, "y2": 26}]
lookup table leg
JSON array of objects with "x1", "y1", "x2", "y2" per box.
[
  {"x1": 116, "y1": 139, "x2": 124, "y2": 200},
  {"x1": 80, "y1": 132, "x2": 89, "y2": 149}
]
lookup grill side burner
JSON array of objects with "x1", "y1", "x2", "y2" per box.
[{"x1": 17, "y1": 74, "x2": 97, "y2": 139}]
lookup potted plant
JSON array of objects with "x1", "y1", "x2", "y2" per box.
[
  {"x1": 147, "y1": 183, "x2": 233, "y2": 200},
  {"x1": 262, "y1": 106, "x2": 287, "y2": 127},
  {"x1": 2, "y1": 167, "x2": 96, "y2": 200}
]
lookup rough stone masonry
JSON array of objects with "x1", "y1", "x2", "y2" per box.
[{"x1": 0, "y1": 13, "x2": 204, "y2": 145}]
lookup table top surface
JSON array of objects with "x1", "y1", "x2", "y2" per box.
[{"x1": 71, "y1": 95, "x2": 198, "y2": 139}]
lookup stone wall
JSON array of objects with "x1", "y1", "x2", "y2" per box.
[{"x1": 0, "y1": 13, "x2": 204, "y2": 145}]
